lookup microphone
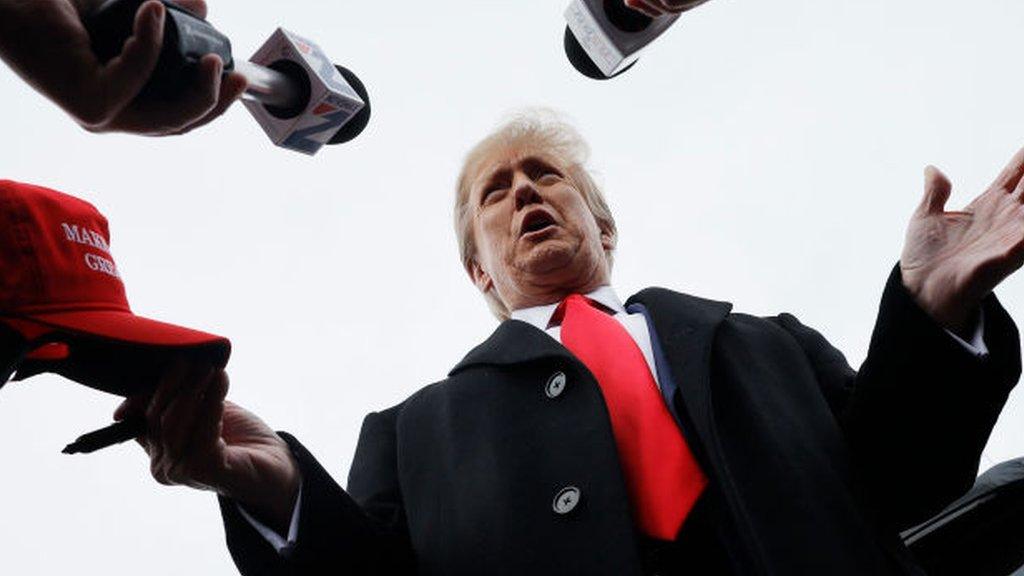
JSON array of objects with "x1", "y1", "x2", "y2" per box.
[
  {"x1": 85, "y1": 0, "x2": 371, "y2": 154},
  {"x1": 564, "y1": 0, "x2": 707, "y2": 79}
]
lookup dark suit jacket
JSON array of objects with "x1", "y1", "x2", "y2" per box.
[{"x1": 219, "y1": 267, "x2": 1021, "y2": 575}]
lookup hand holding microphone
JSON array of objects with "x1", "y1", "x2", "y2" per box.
[
  {"x1": 0, "y1": 0, "x2": 245, "y2": 135},
  {"x1": 564, "y1": 0, "x2": 712, "y2": 79},
  {"x1": 0, "y1": 0, "x2": 371, "y2": 153},
  {"x1": 86, "y1": 0, "x2": 371, "y2": 154}
]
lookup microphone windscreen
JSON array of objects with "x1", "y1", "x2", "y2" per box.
[
  {"x1": 329, "y1": 65, "x2": 371, "y2": 145},
  {"x1": 563, "y1": 27, "x2": 636, "y2": 80}
]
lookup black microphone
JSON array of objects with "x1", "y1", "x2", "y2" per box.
[
  {"x1": 85, "y1": 0, "x2": 371, "y2": 154},
  {"x1": 564, "y1": 0, "x2": 707, "y2": 79}
]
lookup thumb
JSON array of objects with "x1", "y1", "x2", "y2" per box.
[
  {"x1": 96, "y1": 1, "x2": 166, "y2": 120},
  {"x1": 113, "y1": 393, "x2": 148, "y2": 421},
  {"x1": 918, "y1": 165, "x2": 952, "y2": 215},
  {"x1": 113, "y1": 397, "x2": 132, "y2": 421}
]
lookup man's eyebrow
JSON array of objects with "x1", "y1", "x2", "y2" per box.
[
  {"x1": 520, "y1": 156, "x2": 562, "y2": 174},
  {"x1": 477, "y1": 165, "x2": 512, "y2": 190},
  {"x1": 473, "y1": 156, "x2": 561, "y2": 193}
]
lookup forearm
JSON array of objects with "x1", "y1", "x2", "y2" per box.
[
  {"x1": 842, "y1": 266, "x2": 1021, "y2": 528},
  {"x1": 220, "y1": 432, "x2": 415, "y2": 575}
]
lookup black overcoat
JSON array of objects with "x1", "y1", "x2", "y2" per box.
[{"x1": 219, "y1": 267, "x2": 1021, "y2": 575}]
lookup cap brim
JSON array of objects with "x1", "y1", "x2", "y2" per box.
[
  {"x1": 3, "y1": 310, "x2": 231, "y2": 397},
  {"x1": 22, "y1": 309, "x2": 229, "y2": 362}
]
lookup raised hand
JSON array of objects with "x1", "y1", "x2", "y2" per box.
[
  {"x1": 900, "y1": 149, "x2": 1024, "y2": 335},
  {"x1": 0, "y1": 0, "x2": 246, "y2": 136},
  {"x1": 116, "y1": 360, "x2": 300, "y2": 533}
]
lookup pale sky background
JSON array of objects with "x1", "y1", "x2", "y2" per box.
[{"x1": 1, "y1": 0, "x2": 1023, "y2": 573}]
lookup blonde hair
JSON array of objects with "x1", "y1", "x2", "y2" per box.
[{"x1": 454, "y1": 111, "x2": 617, "y2": 320}]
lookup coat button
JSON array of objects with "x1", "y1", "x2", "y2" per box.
[
  {"x1": 552, "y1": 486, "x2": 581, "y2": 515},
  {"x1": 545, "y1": 371, "x2": 567, "y2": 398}
]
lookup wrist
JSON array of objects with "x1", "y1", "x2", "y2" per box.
[
  {"x1": 221, "y1": 444, "x2": 301, "y2": 534},
  {"x1": 899, "y1": 263, "x2": 979, "y2": 336}
]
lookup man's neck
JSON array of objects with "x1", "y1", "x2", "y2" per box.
[
  {"x1": 502, "y1": 270, "x2": 611, "y2": 311},
  {"x1": 510, "y1": 285, "x2": 624, "y2": 331}
]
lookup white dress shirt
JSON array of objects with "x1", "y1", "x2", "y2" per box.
[
  {"x1": 510, "y1": 286, "x2": 663, "y2": 387},
  {"x1": 243, "y1": 285, "x2": 988, "y2": 552},
  {"x1": 237, "y1": 484, "x2": 302, "y2": 554}
]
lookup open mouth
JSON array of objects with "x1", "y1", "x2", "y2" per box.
[{"x1": 520, "y1": 210, "x2": 558, "y2": 237}]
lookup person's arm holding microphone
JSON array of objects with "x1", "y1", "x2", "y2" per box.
[{"x1": 0, "y1": 0, "x2": 245, "y2": 135}]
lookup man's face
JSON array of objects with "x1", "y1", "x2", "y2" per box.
[{"x1": 466, "y1": 144, "x2": 613, "y2": 311}]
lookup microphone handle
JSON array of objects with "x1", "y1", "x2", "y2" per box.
[
  {"x1": 87, "y1": 0, "x2": 232, "y2": 101},
  {"x1": 87, "y1": 0, "x2": 309, "y2": 113},
  {"x1": 235, "y1": 60, "x2": 307, "y2": 111}
]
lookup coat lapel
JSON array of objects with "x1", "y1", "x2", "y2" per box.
[
  {"x1": 450, "y1": 288, "x2": 733, "y2": 421},
  {"x1": 448, "y1": 319, "x2": 577, "y2": 376},
  {"x1": 625, "y1": 288, "x2": 732, "y2": 453}
]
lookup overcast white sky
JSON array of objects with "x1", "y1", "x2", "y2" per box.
[{"x1": 1, "y1": 0, "x2": 1023, "y2": 573}]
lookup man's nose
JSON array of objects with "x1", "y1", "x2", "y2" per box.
[{"x1": 513, "y1": 175, "x2": 543, "y2": 211}]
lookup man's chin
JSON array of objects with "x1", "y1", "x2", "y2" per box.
[{"x1": 517, "y1": 241, "x2": 578, "y2": 276}]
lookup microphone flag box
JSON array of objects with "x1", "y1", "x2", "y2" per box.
[
  {"x1": 565, "y1": 0, "x2": 680, "y2": 77},
  {"x1": 243, "y1": 28, "x2": 365, "y2": 155}
]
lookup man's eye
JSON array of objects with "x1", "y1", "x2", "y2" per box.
[{"x1": 482, "y1": 187, "x2": 505, "y2": 204}]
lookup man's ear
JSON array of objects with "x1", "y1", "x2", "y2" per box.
[
  {"x1": 600, "y1": 231, "x2": 615, "y2": 252},
  {"x1": 468, "y1": 259, "x2": 494, "y2": 294}
]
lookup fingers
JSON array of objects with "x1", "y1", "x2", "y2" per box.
[
  {"x1": 1013, "y1": 163, "x2": 1024, "y2": 201},
  {"x1": 626, "y1": 0, "x2": 707, "y2": 16},
  {"x1": 159, "y1": 365, "x2": 216, "y2": 463},
  {"x1": 144, "y1": 358, "x2": 188, "y2": 470},
  {"x1": 624, "y1": 0, "x2": 664, "y2": 17},
  {"x1": 989, "y1": 145, "x2": 1024, "y2": 193},
  {"x1": 113, "y1": 394, "x2": 148, "y2": 422},
  {"x1": 172, "y1": 54, "x2": 227, "y2": 126},
  {"x1": 919, "y1": 165, "x2": 953, "y2": 215},
  {"x1": 655, "y1": 0, "x2": 710, "y2": 13},
  {"x1": 184, "y1": 371, "x2": 229, "y2": 459},
  {"x1": 89, "y1": 1, "x2": 165, "y2": 127},
  {"x1": 171, "y1": 70, "x2": 247, "y2": 135},
  {"x1": 113, "y1": 398, "x2": 131, "y2": 422},
  {"x1": 146, "y1": 361, "x2": 226, "y2": 488},
  {"x1": 78, "y1": 0, "x2": 228, "y2": 135},
  {"x1": 171, "y1": 0, "x2": 208, "y2": 19},
  {"x1": 116, "y1": 54, "x2": 224, "y2": 134}
]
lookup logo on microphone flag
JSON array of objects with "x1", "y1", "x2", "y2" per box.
[{"x1": 242, "y1": 28, "x2": 366, "y2": 155}]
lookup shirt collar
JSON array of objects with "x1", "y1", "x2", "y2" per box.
[{"x1": 510, "y1": 285, "x2": 625, "y2": 331}]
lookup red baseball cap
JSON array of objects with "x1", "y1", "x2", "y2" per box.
[{"x1": 0, "y1": 179, "x2": 230, "y2": 393}]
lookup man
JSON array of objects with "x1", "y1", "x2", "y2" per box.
[{"x1": 123, "y1": 113, "x2": 1022, "y2": 575}]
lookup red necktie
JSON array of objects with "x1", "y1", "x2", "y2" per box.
[{"x1": 558, "y1": 294, "x2": 707, "y2": 540}]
